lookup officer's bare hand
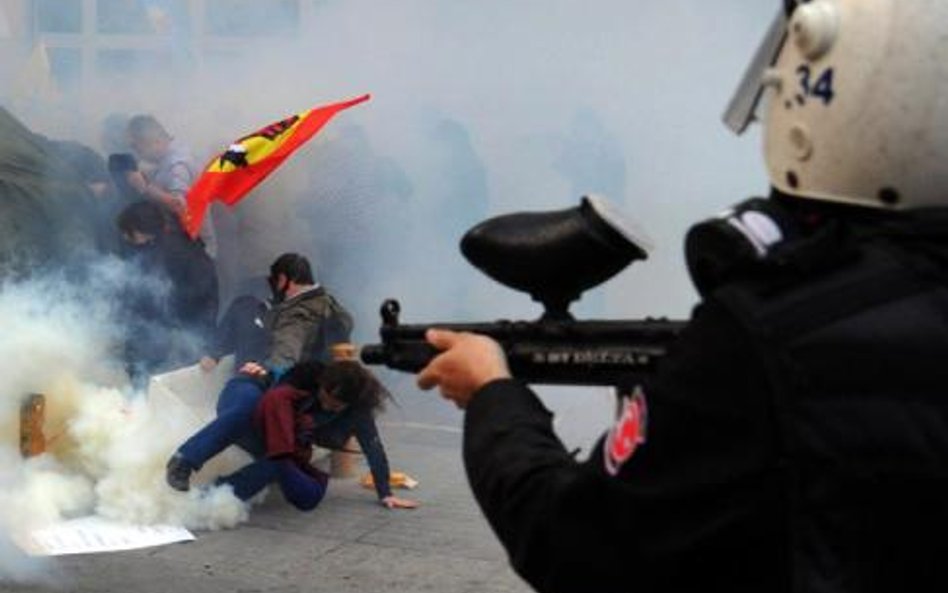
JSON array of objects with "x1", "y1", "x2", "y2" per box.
[
  {"x1": 239, "y1": 361, "x2": 268, "y2": 377},
  {"x1": 381, "y1": 495, "x2": 419, "y2": 510},
  {"x1": 417, "y1": 329, "x2": 511, "y2": 409}
]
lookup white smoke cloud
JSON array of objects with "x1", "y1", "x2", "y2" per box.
[
  {"x1": 5, "y1": 0, "x2": 775, "y2": 320},
  {"x1": 0, "y1": 2, "x2": 783, "y2": 580},
  {"x1": 0, "y1": 262, "x2": 248, "y2": 583}
]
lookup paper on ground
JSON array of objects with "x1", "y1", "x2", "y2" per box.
[
  {"x1": 8, "y1": 356, "x2": 249, "y2": 557},
  {"x1": 360, "y1": 471, "x2": 419, "y2": 490},
  {"x1": 18, "y1": 516, "x2": 193, "y2": 556}
]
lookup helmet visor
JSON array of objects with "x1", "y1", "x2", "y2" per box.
[{"x1": 722, "y1": 8, "x2": 788, "y2": 135}]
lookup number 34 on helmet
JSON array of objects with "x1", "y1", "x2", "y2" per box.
[{"x1": 726, "y1": 0, "x2": 948, "y2": 211}]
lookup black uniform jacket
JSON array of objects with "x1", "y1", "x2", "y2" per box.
[{"x1": 463, "y1": 209, "x2": 948, "y2": 593}]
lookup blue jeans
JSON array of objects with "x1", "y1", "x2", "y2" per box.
[
  {"x1": 219, "y1": 458, "x2": 328, "y2": 510},
  {"x1": 176, "y1": 375, "x2": 329, "y2": 509},
  {"x1": 177, "y1": 375, "x2": 267, "y2": 466}
]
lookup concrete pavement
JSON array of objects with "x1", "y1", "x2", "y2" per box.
[
  {"x1": 2, "y1": 419, "x2": 533, "y2": 593},
  {"x1": 1, "y1": 367, "x2": 615, "y2": 593}
]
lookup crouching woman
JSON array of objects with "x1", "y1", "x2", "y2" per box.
[{"x1": 217, "y1": 360, "x2": 418, "y2": 510}]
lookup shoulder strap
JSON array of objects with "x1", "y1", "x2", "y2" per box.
[
  {"x1": 324, "y1": 293, "x2": 353, "y2": 338},
  {"x1": 305, "y1": 292, "x2": 354, "y2": 363}
]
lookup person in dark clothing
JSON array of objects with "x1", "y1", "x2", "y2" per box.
[
  {"x1": 414, "y1": 3, "x2": 948, "y2": 593},
  {"x1": 200, "y1": 294, "x2": 269, "y2": 371},
  {"x1": 107, "y1": 152, "x2": 147, "y2": 205},
  {"x1": 46, "y1": 139, "x2": 112, "y2": 199},
  {"x1": 199, "y1": 253, "x2": 353, "y2": 376},
  {"x1": 48, "y1": 139, "x2": 129, "y2": 256},
  {"x1": 117, "y1": 200, "x2": 219, "y2": 383},
  {"x1": 30, "y1": 134, "x2": 132, "y2": 258}
]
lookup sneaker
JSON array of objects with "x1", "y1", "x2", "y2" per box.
[{"x1": 166, "y1": 453, "x2": 195, "y2": 492}]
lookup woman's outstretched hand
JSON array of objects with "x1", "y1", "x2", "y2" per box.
[{"x1": 381, "y1": 495, "x2": 419, "y2": 510}]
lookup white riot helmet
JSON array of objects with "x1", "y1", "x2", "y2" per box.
[{"x1": 725, "y1": 0, "x2": 948, "y2": 210}]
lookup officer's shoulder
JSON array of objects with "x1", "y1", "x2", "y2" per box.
[{"x1": 710, "y1": 237, "x2": 917, "y2": 339}]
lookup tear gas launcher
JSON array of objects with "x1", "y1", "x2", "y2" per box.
[{"x1": 360, "y1": 196, "x2": 687, "y2": 392}]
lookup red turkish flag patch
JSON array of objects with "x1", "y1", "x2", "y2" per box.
[{"x1": 604, "y1": 387, "x2": 648, "y2": 476}]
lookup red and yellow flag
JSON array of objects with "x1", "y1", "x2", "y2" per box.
[{"x1": 182, "y1": 94, "x2": 371, "y2": 238}]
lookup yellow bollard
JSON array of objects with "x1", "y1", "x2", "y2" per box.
[
  {"x1": 329, "y1": 343, "x2": 362, "y2": 478},
  {"x1": 19, "y1": 393, "x2": 46, "y2": 458}
]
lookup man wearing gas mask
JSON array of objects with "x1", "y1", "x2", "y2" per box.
[
  {"x1": 260, "y1": 252, "x2": 352, "y2": 373},
  {"x1": 416, "y1": 2, "x2": 948, "y2": 592},
  {"x1": 166, "y1": 252, "x2": 353, "y2": 494}
]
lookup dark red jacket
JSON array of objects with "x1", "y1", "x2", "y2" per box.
[
  {"x1": 253, "y1": 381, "x2": 394, "y2": 498},
  {"x1": 254, "y1": 384, "x2": 314, "y2": 464}
]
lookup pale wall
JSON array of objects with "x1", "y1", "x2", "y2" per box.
[{"x1": 0, "y1": 0, "x2": 31, "y2": 100}]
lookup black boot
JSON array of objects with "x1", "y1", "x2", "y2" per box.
[{"x1": 165, "y1": 452, "x2": 195, "y2": 492}]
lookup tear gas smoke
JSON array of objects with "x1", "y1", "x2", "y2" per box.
[
  {"x1": 0, "y1": 262, "x2": 247, "y2": 583},
  {"x1": 5, "y1": 0, "x2": 774, "y2": 322},
  {"x1": 0, "y1": 0, "x2": 778, "y2": 579}
]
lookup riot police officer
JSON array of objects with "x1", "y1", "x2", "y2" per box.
[{"x1": 417, "y1": 1, "x2": 948, "y2": 591}]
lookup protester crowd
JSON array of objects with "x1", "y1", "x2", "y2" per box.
[
  {"x1": 53, "y1": 112, "x2": 221, "y2": 384},
  {"x1": 25, "y1": 110, "x2": 416, "y2": 512}
]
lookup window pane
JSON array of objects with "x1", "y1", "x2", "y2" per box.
[
  {"x1": 96, "y1": 48, "x2": 171, "y2": 77},
  {"x1": 35, "y1": 0, "x2": 82, "y2": 33},
  {"x1": 204, "y1": 0, "x2": 299, "y2": 36},
  {"x1": 96, "y1": 0, "x2": 191, "y2": 35},
  {"x1": 48, "y1": 48, "x2": 83, "y2": 92}
]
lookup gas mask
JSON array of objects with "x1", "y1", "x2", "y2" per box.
[{"x1": 268, "y1": 275, "x2": 288, "y2": 304}]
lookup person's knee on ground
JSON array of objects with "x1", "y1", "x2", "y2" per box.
[
  {"x1": 277, "y1": 460, "x2": 328, "y2": 511},
  {"x1": 210, "y1": 458, "x2": 327, "y2": 510},
  {"x1": 214, "y1": 459, "x2": 280, "y2": 501}
]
